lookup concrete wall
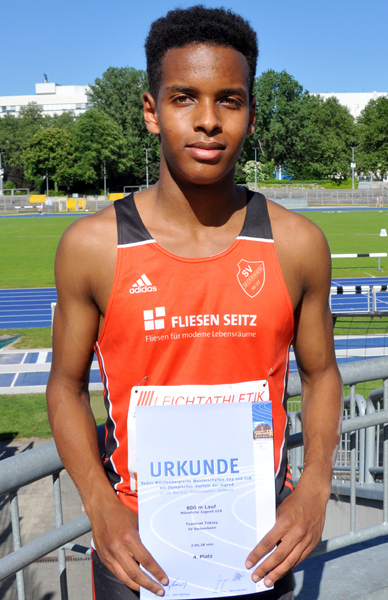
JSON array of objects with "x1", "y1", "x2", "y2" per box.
[
  {"x1": 268, "y1": 197, "x2": 308, "y2": 209},
  {"x1": 323, "y1": 493, "x2": 383, "y2": 540}
]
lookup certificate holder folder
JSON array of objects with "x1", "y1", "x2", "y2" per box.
[{"x1": 136, "y1": 400, "x2": 276, "y2": 599}]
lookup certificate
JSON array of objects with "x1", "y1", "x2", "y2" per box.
[{"x1": 136, "y1": 393, "x2": 276, "y2": 599}]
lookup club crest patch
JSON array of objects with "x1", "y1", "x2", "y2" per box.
[{"x1": 237, "y1": 260, "x2": 265, "y2": 298}]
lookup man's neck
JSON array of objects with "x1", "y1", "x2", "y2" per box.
[
  {"x1": 152, "y1": 160, "x2": 246, "y2": 229},
  {"x1": 135, "y1": 162, "x2": 249, "y2": 258}
]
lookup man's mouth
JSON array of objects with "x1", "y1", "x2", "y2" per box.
[{"x1": 186, "y1": 141, "x2": 225, "y2": 160}]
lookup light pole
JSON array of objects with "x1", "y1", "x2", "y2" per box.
[
  {"x1": 0, "y1": 150, "x2": 3, "y2": 194},
  {"x1": 144, "y1": 144, "x2": 149, "y2": 189},
  {"x1": 350, "y1": 144, "x2": 356, "y2": 191},
  {"x1": 45, "y1": 167, "x2": 51, "y2": 213},
  {"x1": 103, "y1": 161, "x2": 107, "y2": 203},
  {"x1": 253, "y1": 146, "x2": 258, "y2": 191},
  {"x1": 0, "y1": 149, "x2": 4, "y2": 212}
]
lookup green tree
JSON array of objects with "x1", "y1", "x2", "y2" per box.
[
  {"x1": 89, "y1": 67, "x2": 148, "y2": 134},
  {"x1": 50, "y1": 110, "x2": 77, "y2": 131},
  {"x1": 89, "y1": 67, "x2": 159, "y2": 181},
  {"x1": 71, "y1": 109, "x2": 131, "y2": 186},
  {"x1": 357, "y1": 97, "x2": 388, "y2": 177},
  {"x1": 248, "y1": 70, "x2": 307, "y2": 167},
  {"x1": 23, "y1": 128, "x2": 74, "y2": 187},
  {"x1": 291, "y1": 95, "x2": 356, "y2": 179},
  {"x1": 0, "y1": 104, "x2": 50, "y2": 164},
  {"x1": 18, "y1": 103, "x2": 50, "y2": 135},
  {"x1": 0, "y1": 114, "x2": 21, "y2": 166},
  {"x1": 243, "y1": 160, "x2": 271, "y2": 183},
  {"x1": 0, "y1": 103, "x2": 53, "y2": 189}
]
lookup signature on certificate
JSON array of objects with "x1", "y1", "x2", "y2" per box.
[
  {"x1": 214, "y1": 571, "x2": 246, "y2": 592},
  {"x1": 167, "y1": 578, "x2": 188, "y2": 591}
]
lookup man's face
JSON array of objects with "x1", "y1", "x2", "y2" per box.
[{"x1": 144, "y1": 44, "x2": 255, "y2": 186}]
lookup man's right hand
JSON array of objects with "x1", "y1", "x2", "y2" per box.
[{"x1": 90, "y1": 494, "x2": 169, "y2": 595}]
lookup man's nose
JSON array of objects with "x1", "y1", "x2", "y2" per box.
[{"x1": 193, "y1": 100, "x2": 222, "y2": 136}]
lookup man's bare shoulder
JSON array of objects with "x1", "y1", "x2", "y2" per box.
[
  {"x1": 266, "y1": 199, "x2": 331, "y2": 304},
  {"x1": 267, "y1": 199, "x2": 329, "y2": 257},
  {"x1": 55, "y1": 206, "x2": 117, "y2": 309},
  {"x1": 58, "y1": 205, "x2": 116, "y2": 256}
]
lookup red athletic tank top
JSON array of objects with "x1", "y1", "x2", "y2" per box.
[{"x1": 95, "y1": 191, "x2": 294, "y2": 514}]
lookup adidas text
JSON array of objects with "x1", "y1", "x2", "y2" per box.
[
  {"x1": 130, "y1": 285, "x2": 157, "y2": 294},
  {"x1": 130, "y1": 274, "x2": 157, "y2": 294}
]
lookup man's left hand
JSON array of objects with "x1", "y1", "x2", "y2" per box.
[{"x1": 245, "y1": 476, "x2": 330, "y2": 587}]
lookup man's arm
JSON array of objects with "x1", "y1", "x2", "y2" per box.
[
  {"x1": 46, "y1": 215, "x2": 168, "y2": 595},
  {"x1": 245, "y1": 220, "x2": 343, "y2": 587}
]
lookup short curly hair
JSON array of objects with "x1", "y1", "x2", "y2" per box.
[{"x1": 145, "y1": 5, "x2": 258, "y2": 100}]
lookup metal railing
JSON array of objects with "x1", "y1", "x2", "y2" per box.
[
  {"x1": 0, "y1": 428, "x2": 105, "y2": 599},
  {"x1": 288, "y1": 356, "x2": 388, "y2": 557},
  {"x1": 1, "y1": 357, "x2": 388, "y2": 598},
  {"x1": 257, "y1": 186, "x2": 388, "y2": 207},
  {"x1": 329, "y1": 285, "x2": 388, "y2": 314}
]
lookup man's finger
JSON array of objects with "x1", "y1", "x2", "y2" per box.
[
  {"x1": 251, "y1": 541, "x2": 302, "y2": 584},
  {"x1": 245, "y1": 526, "x2": 282, "y2": 569},
  {"x1": 249, "y1": 527, "x2": 316, "y2": 586},
  {"x1": 114, "y1": 524, "x2": 169, "y2": 586},
  {"x1": 261, "y1": 537, "x2": 317, "y2": 588},
  {"x1": 136, "y1": 545, "x2": 169, "y2": 586},
  {"x1": 108, "y1": 554, "x2": 167, "y2": 596}
]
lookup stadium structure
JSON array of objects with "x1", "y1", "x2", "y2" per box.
[{"x1": 0, "y1": 76, "x2": 91, "y2": 118}]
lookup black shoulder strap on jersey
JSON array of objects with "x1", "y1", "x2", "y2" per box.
[
  {"x1": 115, "y1": 191, "x2": 272, "y2": 245},
  {"x1": 239, "y1": 191, "x2": 273, "y2": 240},
  {"x1": 114, "y1": 194, "x2": 154, "y2": 246}
]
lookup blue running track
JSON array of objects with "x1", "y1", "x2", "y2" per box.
[
  {"x1": 2, "y1": 277, "x2": 388, "y2": 328},
  {"x1": 330, "y1": 277, "x2": 388, "y2": 313},
  {"x1": 0, "y1": 349, "x2": 102, "y2": 392},
  {"x1": 0, "y1": 288, "x2": 57, "y2": 328},
  {"x1": 1, "y1": 279, "x2": 387, "y2": 393},
  {"x1": 1, "y1": 337, "x2": 387, "y2": 392}
]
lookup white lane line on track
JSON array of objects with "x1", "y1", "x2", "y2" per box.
[
  {"x1": 0, "y1": 309, "x2": 52, "y2": 313},
  {"x1": 0, "y1": 318, "x2": 51, "y2": 329},
  {"x1": 0, "y1": 288, "x2": 56, "y2": 292},
  {"x1": 37, "y1": 351, "x2": 48, "y2": 364}
]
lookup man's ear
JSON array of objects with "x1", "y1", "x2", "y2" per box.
[
  {"x1": 143, "y1": 92, "x2": 160, "y2": 135},
  {"x1": 246, "y1": 95, "x2": 256, "y2": 137}
]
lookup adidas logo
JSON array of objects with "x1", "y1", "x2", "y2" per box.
[{"x1": 130, "y1": 274, "x2": 157, "y2": 294}]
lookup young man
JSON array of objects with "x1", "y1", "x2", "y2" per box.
[{"x1": 47, "y1": 6, "x2": 342, "y2": 600}]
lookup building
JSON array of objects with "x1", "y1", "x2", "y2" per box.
[
  {"x1": 253, "y1": 423, "x2": 273, "y2": 439},
  {"x1": 313, "y1": 91, "x2": 388, "y2": 119},
  {"x1": 0, "y1": 80, "x2": 92, "y2": 118}
]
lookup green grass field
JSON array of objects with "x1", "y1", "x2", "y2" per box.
[
  {"x1": 0, "y1": 215, "x2": 84, "y2": 288},
  {"x1": 0, "y1": 391, "x2": 106, "y2": 441},
  {"x1": 0, "y1": 210, "x2": 387, "y2": 288},
  {"x1": 298, "y1": 209, "x2": 388, "y2": 277},
  {"x1": 0, "y1": 328, "x2": 52, "y2": 348}
]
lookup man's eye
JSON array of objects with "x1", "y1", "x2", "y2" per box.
[
  {"x1": 172, "y1": 95, "x2": 192, "y2": 103},
  {"x1": 220, "y1": 98, "x2": 242, "y2": 107}
]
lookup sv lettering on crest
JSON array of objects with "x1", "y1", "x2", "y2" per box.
[
  {"x1": 242, "y1": 265, "x2": 252, "y2": 277},
  {"x1": 237, "y1": 259, "x2": 265, "y2": 298}
]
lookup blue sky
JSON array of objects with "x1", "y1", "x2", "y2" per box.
[{"x1": 2, "y1": 0, "x2": 388, "y2": 97}]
